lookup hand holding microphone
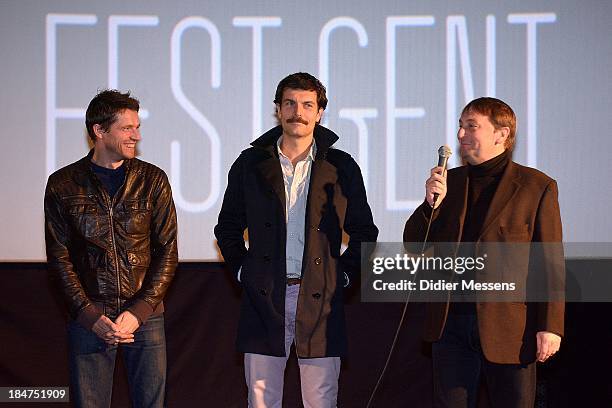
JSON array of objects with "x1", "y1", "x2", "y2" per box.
[{"x1": 425, "y1": 145, "x2": 452, "y2": 209}]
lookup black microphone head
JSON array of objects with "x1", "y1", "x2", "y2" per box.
[{"x1": 438, "y1": 145, "x2": 452, "y2": 158}]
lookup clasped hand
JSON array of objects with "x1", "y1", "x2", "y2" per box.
[{"x1": 92, "y1": 311, "x2": 140, "y2": 345}]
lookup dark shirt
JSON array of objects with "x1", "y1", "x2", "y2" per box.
[
  {"x1": 461, "y1": 150, "x2": 509, "y2": 242},
  {"x1": 451, "y1": 150, "x2": 509, "y2": 314},
  {"x1": 90, "y1": 161, "x2": 126, "y2": 198}
]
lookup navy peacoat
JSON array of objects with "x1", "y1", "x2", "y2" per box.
[{"x1": 215, "y1": 124, "x2": 378, "y2": 358}]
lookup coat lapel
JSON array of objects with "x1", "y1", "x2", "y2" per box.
[
  {"x1": 305, "y1": 126, "x2": 340, "y2": 229},
  {"x1": 256, "y1": 155, "x2": 286, "y2": 218},
  {"x1": 478, "y1": 161, "x2": 522, "y2": 239},
  {"x1": 250, "y1": 123, "x2": 341, "y2": 230},
  {"x1": 251, "y1": 126, "x2": 286, "y2": 217},
  {"x1": 306, "y1": 159, "x2": 339, "y2": 228}
]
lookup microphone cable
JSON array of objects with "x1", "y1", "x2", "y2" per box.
[{"x1": 365, "y1": 205, "x2": 436, "y2": 408}]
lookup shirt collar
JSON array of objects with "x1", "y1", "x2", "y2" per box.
[{"x1": 276, "y1": 136, "x2": 317, "y2": 162}]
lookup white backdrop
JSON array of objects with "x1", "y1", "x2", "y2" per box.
[{"x1": 1, "y1": 0, "x2": 610, "y2": 260}]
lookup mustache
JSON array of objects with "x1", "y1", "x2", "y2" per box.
[{"x1": 287, "y1": 117, "x2": 308, "y2": 125}]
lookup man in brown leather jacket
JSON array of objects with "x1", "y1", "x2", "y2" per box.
[{"x1": 44, "y1": 90, "x2": 178, "y2": 407}]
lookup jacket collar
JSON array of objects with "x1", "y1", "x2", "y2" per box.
[
  {"x1": 72, "y1": 149, "x2": 135, "y2": 192},
  {"x1": 250, "y1": 124, "x2": 339, "y2": 160},
  {"x1": 478, "y1": 160, "x2": 521, "y2": 238},
  {"x1": 83, "y1": 149, "x2": 134, "y2": 170},
  {"x1": 252, "y1": 125, "x2": 339, "y2": 222},
  {"x1": 276, "y1": 135, "x2": 317, "y2": 163},
  {"x1": 452, "y1": 160, "x2": 522, "y2": 241}
]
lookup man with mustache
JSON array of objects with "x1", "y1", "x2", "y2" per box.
[
  {"x1": 44, "y1": 90, "x2": 178, "y2": 407},
  {"x1": 215, "y1": 72, "x2": 378, "y2": 407}
]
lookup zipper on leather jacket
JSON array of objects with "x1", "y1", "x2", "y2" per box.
[
  {"x1": 104, "y1": 192, "x2": 122, "y2": 316},
  {"x1": 90, "y1": 160, "x2": 130, "y2": 318}
]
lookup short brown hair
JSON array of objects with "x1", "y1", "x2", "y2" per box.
[
  {"x1": 85, "y1": 89, "x2": 140, "y2": 141},
  {"x1": 273, "y1": 72, "x2": 328, "y2": 111},
  {"x1": 462, "y1": 97, "x2": 516, "y2": 151}
]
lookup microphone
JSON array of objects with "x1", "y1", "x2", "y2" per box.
[{"x1": 432, "y1": 145, "x2": 452, "y2": 207}]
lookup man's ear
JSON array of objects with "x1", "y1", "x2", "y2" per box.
[
  {"x1": 495, "y1": 127, "x2": 510, "y2": 146},
  {"x1": 92, "y1": 124, "x2": 105, "y2": 140}
]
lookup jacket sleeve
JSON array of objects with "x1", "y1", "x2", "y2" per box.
[
  {"x1": 126, "y1": 171, "x2": 178, "y2": 324},
  {"x1": 339, "y1": 158, "x2": 379, "y2": 284},
  {"x1": 403, "y1": 200, "x2": 435, "y2": 242},
  {"x1": 532, "y1": 180, "x2": 565, "y2": 337},
  {"x1": 44, "y1": 181, "x2": 102, "y2": 329},
  {"x1": 214, "y1": 156, "x2": 248, "y2": 281},
  {"x1": 403, "y1": 199, "x2": 440, "y2": 255}
]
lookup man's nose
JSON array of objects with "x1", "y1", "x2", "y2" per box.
[
  {"x1": 294, "y1": 104, "x2": 303, "y2": 117},
  {"x1": 131, "y1": 129, "x2": 142, "y2": 140},
  {"x1": 457, "y1": 127, "x2": 465, "y2": 139}
]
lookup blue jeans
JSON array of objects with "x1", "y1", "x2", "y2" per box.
[{"x1": 68, "y1": 314, "x2": 167, "y2": 408}]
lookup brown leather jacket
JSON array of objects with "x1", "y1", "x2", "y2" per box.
[{"x1": 44, "y1": 151, "x2": 178, "y2": 330}]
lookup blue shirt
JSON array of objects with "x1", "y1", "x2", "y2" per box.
[{"x1": 277, "y1": 137, "x2": 316, "y2": 279}]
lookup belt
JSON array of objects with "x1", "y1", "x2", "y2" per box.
[{"x1": 286, "y1": 278, "x2": 302, "y2": 286}]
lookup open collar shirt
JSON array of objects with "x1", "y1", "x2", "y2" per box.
[{"x1": 277, "y1": 137, "x2": 317, "y2": 279}]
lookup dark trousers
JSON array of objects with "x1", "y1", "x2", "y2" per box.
[
  {"x1": 432, "y1": 313, "x2": 535, "y2": 408},
  {"x1": 67, "y1": 314, "x2": 167, "y2": 408}
]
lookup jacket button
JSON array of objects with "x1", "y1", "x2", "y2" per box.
[
  {"x1": 259, "y1": 289, "x2": 267, "y2": 296},
  {"x1": 263, "y1": 255, "x2": 271, "y2": 262},
  {"x1": 265, "y1": 222, "x2": 272, "y2": 228},
  {"x1": 312, "y1": 293, "x2": 321, "y2": 299},
  {"x1": 314, "y1": 257, "x2": 322, "y2": 265}
]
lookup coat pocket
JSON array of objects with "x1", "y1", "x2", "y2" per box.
[
  {"x1": 63, "y1": 195, "x2": 99, "y2": 238},
  {"x1": 121, "y1": 199, "x2": 151, "y2": 234}
]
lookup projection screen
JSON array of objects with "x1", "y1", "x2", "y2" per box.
[{"x1": 1, "y1": 0, "x2": 610, "y2": 260}]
